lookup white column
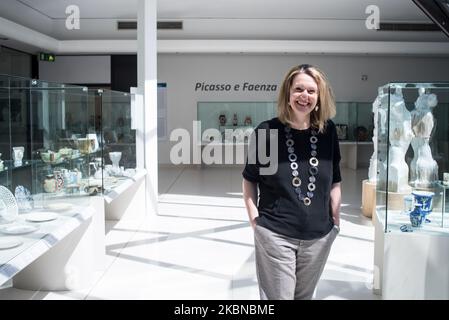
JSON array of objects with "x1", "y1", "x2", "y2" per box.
[{"x1": 138, "y1": 0, "x2": 158, "y2": 215}]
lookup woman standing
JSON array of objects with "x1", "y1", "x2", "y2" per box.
[{"x1": 242, "y1": 64, "x2": 341, "y2": 300}]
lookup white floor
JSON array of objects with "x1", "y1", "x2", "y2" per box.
[{"x1": 0, "y1": 166, "x2": 379, "y2": 300}]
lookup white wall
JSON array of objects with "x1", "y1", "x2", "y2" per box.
[
  {"x1": 157, "y1": 53, "x2": 449, "y2": 164},
  {"x1": 39, "y1": 55, "x2": 110, "y2": 84}
]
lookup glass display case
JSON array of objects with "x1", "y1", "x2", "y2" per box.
[
  {"x1": 333, "y1": 102, "x2": 373, "y2": 142},
  {"x1": 372, "y1": 82, "x2": 449, "y2": 300},
  {"x1": 375, "y1": 82, "x2": 449, "y2": 233},
  {"x1": 197, "y1": 101, "x2": 276, "y2": 144},
  {"x1": 96, "y1": 89, "x2": 137, "y2": 194},
  {"x1": 0, "y1": 73, "x2": 138, "y2": 233}
]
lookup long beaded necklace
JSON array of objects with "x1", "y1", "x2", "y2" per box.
[{"x1": 284, "y1": 125, "x2": 319, "y2": 206}]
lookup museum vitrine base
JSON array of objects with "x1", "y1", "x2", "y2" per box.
[
  {"x1": 12, "y1": 215, "x2": 95, "y2": 291},
  {"x1": 374, "y1": 210, "x2": 449, "y2": 299}
]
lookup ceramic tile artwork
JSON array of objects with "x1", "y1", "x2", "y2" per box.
[{"x1": 0, "y1": 167, "x2": 378, "y2": 300}]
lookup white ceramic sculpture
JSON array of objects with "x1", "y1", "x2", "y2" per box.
[
  {"x1": 387, "y1": 87, "x2": 414, "y2": 193},
  {"x1": 368, "y1": 87, "x2": 388, "y2": 183},
  {"x1": 409, "y1": 86, "x2": 438, "y2": 188},
  {"x1": 376, "y1": 88, "x2": 392, "y2": 188}
]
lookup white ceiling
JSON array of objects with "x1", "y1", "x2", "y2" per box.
[{"x1": 0, "y1": 0, "x2": 447, "y2": 54}]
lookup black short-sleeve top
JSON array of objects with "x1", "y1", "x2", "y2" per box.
[{"x1": 242, "y1": 117, "x2": 342, "y2": 240}]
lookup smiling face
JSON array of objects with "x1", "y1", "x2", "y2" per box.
[{"x1": 288, "y1": 72, "x2": 319, "y2": 122}]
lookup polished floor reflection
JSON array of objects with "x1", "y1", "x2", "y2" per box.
[{"x1": 0, "y1": 166, "x2": 379, "y2": 300}]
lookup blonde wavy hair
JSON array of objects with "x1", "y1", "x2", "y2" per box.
[{"x1": 278, "y1": 64, "x2": 336, "y2": 133}]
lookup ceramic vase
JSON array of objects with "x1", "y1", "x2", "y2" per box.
[
  {"x1": 410, "y1": 203, "x2": 425, "y2": 227},
  {"x1": 109, "y1": 152, "x2": 122, "y2": 175},
  {"x1": 43, "y1": 174, "x2": 57, "y2": 193},
  {"x1": 412, "y1": 190, "x2": 434, "y2": 216}
]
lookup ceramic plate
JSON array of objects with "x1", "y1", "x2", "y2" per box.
[
  {"x1": 25, "y1": 211, "x2": 58, "y2": 222},
  {"x1": 0, "y1": 238, "x2": 23, "y2": 250},
  {"x1": 0, "y1": 224, "x2": 39, "y2": 235},
  {"x1": 44, "y1": 202, "x2": 73, "y2": 212}
]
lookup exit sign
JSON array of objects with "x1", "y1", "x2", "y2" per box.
[{"x1": 39, "y1": 52, "x2": 55, "y2": 62}]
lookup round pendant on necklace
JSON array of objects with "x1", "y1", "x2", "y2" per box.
[
  {"x1": 286, "y1": 139, "x2": 294, "y2": 147},
  {"x1": 309, "y1": 157, "x2": 319, "y2": 167},
  {"x1": 303, "y1": 197, "x2": 312, "y2": 206},
  {"x1": 290, "y1": 162, "x2": 298, "y2": 170},
  {"x1": 292, "y1": 170, "x2": 299, "y2": 177},
  {"x1": 309, "y1": 166, "x2": 318, "y2": 175},
  {"x1": 288, "y1": 153, "x2": 297, "y2": 162},
  {"x1": 292, "y1": 177, "x2": 302, "y2": 187},
  {"x1": 308, "y1": 183, "x2": 316, "y2": 191}
]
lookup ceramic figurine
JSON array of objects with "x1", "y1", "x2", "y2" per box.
[
  {"x1": 409, "y1": 86, "x2": 438, "y2": 188},
  {"x1": 12, "y1": 146, "x2": 24, "y2": 167},
  {"x1": 386, "y1": 87, "x2": 414, "y2": 193},
  {"x1": 232, "y1": 114, "x2": 238, "y2": 126}
]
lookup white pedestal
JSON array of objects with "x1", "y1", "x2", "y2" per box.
[
  {"x1": 89, "y1": 196, "x2": 106, "y2": 270},
  {"x1": 13, "y1": 216, "x2": 95, "y2": 291},
  {"x1": 373, "y1": 210, "x2": 385, "y2": 296},
  {"x1": 104, "y1": 170, "x2": 147, "y2": 220},
  {"x1": 383, "y1": 231, "x2": 449, "y2": 299},
  {"x1": 373, "y1": 209, "x2": 449, "y2": 299}
]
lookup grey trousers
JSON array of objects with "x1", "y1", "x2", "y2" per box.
[{"x1": 254, "y1": 224, "x2": 339, "y2": 300}]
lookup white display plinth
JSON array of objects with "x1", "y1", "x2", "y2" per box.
[
  {"x1": 374, "y1": 209, "x2": 449, "y2": 299},
  {"x1": 1, "y1": 206, "x2": 97, "y2": 291},
  {"x1": 104, "y1": 169, "x2": 147, "y2": 220}
]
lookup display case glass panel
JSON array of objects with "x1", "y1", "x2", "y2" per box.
[
  {"x1": 0, "y1": 75, "x2": 11, "y2": 191},
  {"x1": 375, "y1": 82, "x2": 449, "y2": 233},
  {"x1": 97, "y1": 89, "x2": 137, "y2": 193},
  {"x1": 333, "y1": 102, "x2": 373, "y2": 142}
]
